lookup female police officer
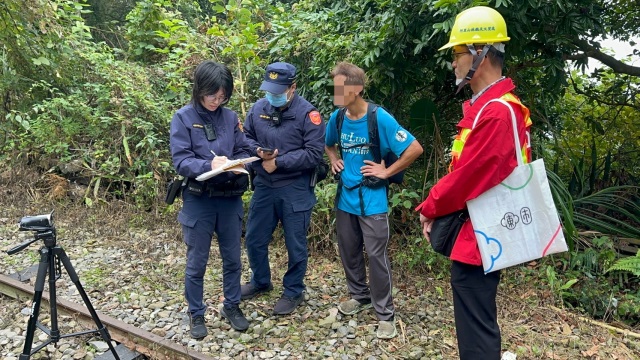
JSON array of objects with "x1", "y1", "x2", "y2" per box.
[{"x1": 170, "y1": 61, "x2": 251, "y2": 338}]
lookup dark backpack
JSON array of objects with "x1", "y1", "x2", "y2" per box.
[{"x1": 336, "y1": 103, "x2": 405, "y2": 185}]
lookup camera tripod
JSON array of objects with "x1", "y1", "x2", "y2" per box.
[{"x1": 7, "y1": 215, "x2": 120, "y2": 359}]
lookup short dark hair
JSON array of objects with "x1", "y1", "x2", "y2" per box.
[
  {"x1": 191, "y1": 61, "x2": 234, "y2": 105},
  {"x1": 330, "y1": 62, "x2": 367, "y2": 86},
  {"x1": 474, "y1": 45, "x2": 505, "y2": 69}
]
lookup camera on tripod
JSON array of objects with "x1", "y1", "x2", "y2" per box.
[
  {"x1": 5, "y1": 210, "x2": 121, "y2": 359},
  {"x1": 20, "y1": 213, "x2": 54, "y2": 231},
  {"x1": 7, "y1": 211, "x2": 56, "y2": 256}
]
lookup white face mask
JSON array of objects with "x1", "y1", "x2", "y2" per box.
[{"x1": 455, "y1": 78, "x2": 463, "y2": 86}]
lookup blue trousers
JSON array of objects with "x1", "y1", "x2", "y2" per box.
[
  {"x1": 179, "y1": 191, "x2": 243, "y2": 316},
  {"x1": 245, "y1": 176, "x2": 315, "y2": 298}
]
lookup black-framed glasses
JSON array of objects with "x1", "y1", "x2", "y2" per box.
[{"x1": 452, "y1": 51, "x2": 471, "y2": 62}]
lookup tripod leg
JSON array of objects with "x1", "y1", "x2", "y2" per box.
[
  {"x1": 48, "y1": 246, "x2": 60, "y2": 342},
  {"x1": 55, "y1": 247, "x2": 120, "y2": 360},
  {"x1": 19, "y1": 247, "x2": 52, "y2": 360}
]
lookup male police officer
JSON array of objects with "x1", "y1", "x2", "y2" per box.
[{"x1": 242, "y1": 62, "x2": 326, "y2": 315}]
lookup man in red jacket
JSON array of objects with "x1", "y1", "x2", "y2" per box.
[{"x1": 416, "y1": 6, "x2": 532, "y2": 360}]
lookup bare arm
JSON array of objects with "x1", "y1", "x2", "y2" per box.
[
  {"x1": 361, "y1": 140, "x2": 423, "y2": 179},
  {"x1": 325, "y1": 144, "x2": 344, "y2": 175}
]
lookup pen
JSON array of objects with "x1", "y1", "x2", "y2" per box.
[{"x1": 210, "y1": 150, "x2": 217, "y2": 157}]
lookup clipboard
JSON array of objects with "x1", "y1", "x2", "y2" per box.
[{"x1": 195, "y1": 156, "x2": 260, "y2": 181}]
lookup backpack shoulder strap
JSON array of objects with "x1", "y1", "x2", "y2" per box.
[
  {"x1": 335, "y1": 108, "x2": 349, "y2": 159},
  {"x1": 336, "y1": 108, "x2": 346, "y2": 131},
  {"x1": 336, "y1": 108, "x2": 347, "y2": 151},
  {"x1": 366, "y1": 103, "x2": 382, "y2": 163}
]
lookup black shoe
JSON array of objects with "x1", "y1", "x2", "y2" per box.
[
  {"x1": 220, "y1": 305, "x2": 249, "y2": 331},
  {"x1": 273, "y1": 294, "x2": 304, "y2": 315},
  {"x1": 189, "y1": 315, "x2": 207, "y2": 339},
  {"x1": 240, "y1": 283, "x2": 273, "y2": 300}
]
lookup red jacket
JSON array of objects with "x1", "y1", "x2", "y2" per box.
[{"x1": 417, "y1": 78, "x2": 531, "y2": 265}]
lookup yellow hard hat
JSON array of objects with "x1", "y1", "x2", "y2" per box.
[{"x1": 438, "y1": 6, "x2": 510, "y2": 51}]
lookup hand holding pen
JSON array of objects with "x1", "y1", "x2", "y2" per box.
[{"x1": 210, "y1": 150, "x2": 227, "y2": 170}]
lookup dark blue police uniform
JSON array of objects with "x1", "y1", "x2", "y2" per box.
[
  {"x1": 170, "y1": 102, "x2": 251, "y2": 317},
  {"x1": 243, "y1": 94, "x2": 326, "y2": 298}
]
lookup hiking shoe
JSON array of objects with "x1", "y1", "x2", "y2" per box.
[
  {"x1": 240, "y1": 283, "x2": 273, "y2": 300},
  {"x1": 338, "y1": 299, "x2": 372, "y2": 315},
  {"x1": 189, "y1": 315, "x2": 207, "y2": 339},
  {"x1": 220, "y1": 305, "x2": 249, "y2": 331},
  {"x1": 273, "y1": 294, "x2": 304, "y2": 315},
  {"x1": 377, "y1": 319, "x2": 397, "y2": 339}
]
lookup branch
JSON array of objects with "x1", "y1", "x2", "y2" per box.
[
  {"x1": 3, "y1": 91, "x2": 10, "y2": 113},
  {"x1": 550, "y1": 306, "x2": 640, "y2": 340},
  {"x1": 571, "y1": 38, "x2": 640, "y2": 76},
  {"x1": 569, "y1": 77, "x2": 640, "y2": 111}
]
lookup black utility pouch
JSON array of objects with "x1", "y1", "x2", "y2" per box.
[
  {"x1": 361, "y1": 176, "x2": 388, "y2": 189},
  {"x1": 430, "y1": 210, "x2": 469, "y2": 257},
  {"x1": 233, "y1": 174, "x2": 250, "y2": 194},
  {"x1": 248, "y1": 168, "x2": 257, "y2": 191},
  {"x1": 165, "y1": 176, "x2": 185, "y2": 204},
  {"x1": 206, "y1": 174, "x2": 250, "y2": 196},
  {"x1": 310, "y1": 161, "x2": 330, "y2": 187},
  {"x1": 186, "y1": 179, "x2": 204, "y2": 196}
]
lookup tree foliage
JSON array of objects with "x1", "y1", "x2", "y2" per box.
[{"x1": 0, "y1": 0, "x2": 638, "y2": 223}]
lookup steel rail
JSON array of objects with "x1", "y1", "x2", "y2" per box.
[{"x1": 0, "y1": 273, "x2": 215, "y2": 360}]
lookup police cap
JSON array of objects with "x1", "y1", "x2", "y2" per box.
[{"x1": 259, "y1": 62, "x2": 296, "y2": 94}]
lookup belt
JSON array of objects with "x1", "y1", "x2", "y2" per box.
[
  {"x1": 203, "y1": 183, "x2": 244, "y2": 197},
  {"x1": 205, "y1": 189, "x2": 238, "y2": 197}
]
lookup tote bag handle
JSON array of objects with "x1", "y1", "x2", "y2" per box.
[{"x1": 471, "y1": 99, "x2": 524, "y2": 166}]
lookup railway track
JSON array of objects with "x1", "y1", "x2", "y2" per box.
[{"x1": 0, "y1": 273, "x2": 215, "y2": 360}]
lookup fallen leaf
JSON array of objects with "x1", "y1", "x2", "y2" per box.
[
  {"x1": 520, "y1": 290, "x2": 536, "y2": 299},
  {"x1": 444, "y1": 338, "x2": 455, "y2": 347},
  {"x1": 581, "y1": 344, "x2": 599, "y2": 357},
  {"x1": 545, "y1": 351, "x2": 562, "y2": 359}
]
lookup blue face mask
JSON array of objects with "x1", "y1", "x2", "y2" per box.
[{"x1": 265, "y1": 91, "x2": 289, "y2": 107}]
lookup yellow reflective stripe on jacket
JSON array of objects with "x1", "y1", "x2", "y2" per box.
[
  {"x1": 449, "y1": 128, "x2": 472, "y2": 172},
  {"x1": 503, "y1": 93, "x2": 532, "y2": 164},
  {"x1": 450, "y1": 93, "x2": 531, "y2": 172},
  {"x1": 521, "y1": 144, "x2": 529, "y2": 163},
  {"x1": 502, "y1": 93, "x2": 532, "y2": 128}
]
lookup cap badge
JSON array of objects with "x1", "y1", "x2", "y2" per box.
[{"x1": 269, "y1": 72, "x2": 279, "y2": 80}]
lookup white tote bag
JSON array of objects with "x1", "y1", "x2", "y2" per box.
[{"x1": 466, "y1": 99, "x2": 568, "y2": 273}]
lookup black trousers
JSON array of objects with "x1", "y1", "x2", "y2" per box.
[{"x1": 451, "y1": 261, "x2": 501, "y2": 360}]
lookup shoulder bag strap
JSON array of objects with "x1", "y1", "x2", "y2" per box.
[{"x1": 472, "y1": 98, "x2": 522, "y2": 166}]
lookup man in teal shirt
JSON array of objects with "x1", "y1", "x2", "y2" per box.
[{"x1": 325, "y1": 62, "x2": 423, "y2": 339}]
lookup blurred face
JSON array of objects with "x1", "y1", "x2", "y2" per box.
[
  {"x1": 332, "y1": 75, "x2": 363, "y2": 107},
  {"x1": 201, "y1": 89, "x2": 228, "y2": 111},
  {"x1": 452, "y1": 45, "x2": 473, "y2": 85}
]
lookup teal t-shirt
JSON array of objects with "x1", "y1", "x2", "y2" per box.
[{"x1": 325, "y1": 107, "x2": 415, "y2": 216}]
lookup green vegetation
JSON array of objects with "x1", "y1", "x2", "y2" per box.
[
  {"x1": 1, "y1": 0, "x2": 638, "y2": 328},
  {"x1": 81, "y1": 267, "x2": 107, "y2": 287}
]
